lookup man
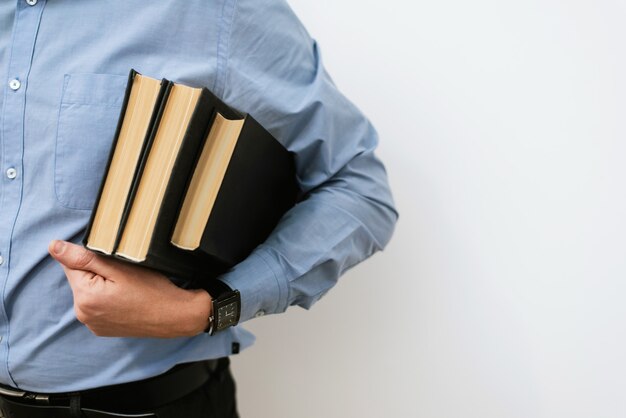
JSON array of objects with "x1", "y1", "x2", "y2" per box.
[{"x1": 0, "y1": 0, "x2": 397, "y2": 417}]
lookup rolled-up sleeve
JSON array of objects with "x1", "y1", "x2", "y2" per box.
[{"x1": 216, "y1": 0, "x2": 398, "y2": 322}]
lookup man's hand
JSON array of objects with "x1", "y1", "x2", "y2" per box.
[{"x1": 48, "y1": 240, "x2": 211, "y2": 338}]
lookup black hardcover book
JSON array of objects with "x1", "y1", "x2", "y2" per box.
[{"x1": 191, "y1": 114, "x2": 299, "y2": 266}]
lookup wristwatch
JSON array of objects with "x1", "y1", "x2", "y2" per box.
[{"x1": 204, "y1": 280, "x2": 241, "y2": 336}]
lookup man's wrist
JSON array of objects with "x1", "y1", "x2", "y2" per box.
[{"x1": 180, "y1": 289, "x2": 213, "y2": 336}]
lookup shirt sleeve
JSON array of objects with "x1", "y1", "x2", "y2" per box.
[{"x1": 215, "y1": 0, "x2": 398, "y2": 322}]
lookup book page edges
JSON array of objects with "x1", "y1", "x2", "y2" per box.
[{"x1": 170, "y1": 114, "x2": 245, "y2": 250}]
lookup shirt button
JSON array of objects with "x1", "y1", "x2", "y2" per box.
[
  {"x1": 254, "y1": 310, "x2": 265, "y2": 318},
  {"x1": 0, "y1": 256, "x2": 4, "y2": 266},
  {"x1": 26, "y1": 0, "x2": 37, "y2": 5},
  {"x1": 6, "y1": 168, "x2": 17, "y2": 179},
  {"x1": 8, "y1": 79, "x2": 20, "y2": 91}
]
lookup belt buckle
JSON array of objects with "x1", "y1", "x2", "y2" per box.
[
  {"x1": 0, "y1": 386, "x2": 50, "y2": 405},
  {"x1": 0, "y1": 387, "x2": 26, "y2": 399}
]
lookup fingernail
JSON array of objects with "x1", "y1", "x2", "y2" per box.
[{"x1": 52, "y1": 240, "x2": 66, "y2": 255}]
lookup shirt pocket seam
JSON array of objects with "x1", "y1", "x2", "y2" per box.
[{"x1": 53, "y1": 73, "x2": 126, "y2": 211}]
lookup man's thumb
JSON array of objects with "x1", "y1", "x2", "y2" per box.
[{"x1": 49, "y1": 240, "x2": 99, "y2": 271}]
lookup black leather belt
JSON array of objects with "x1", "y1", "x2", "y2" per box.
[{"x1": 0, "y1": 358, "x2": 225, "y2": 418}]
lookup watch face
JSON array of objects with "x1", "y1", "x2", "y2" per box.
[{"x1": 216, "y1": 301, "x2": 239, "y2": 329}]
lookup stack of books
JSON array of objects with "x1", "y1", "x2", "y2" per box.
[{"x1": 83, "y1": 70, "x2": 299, "y2": 279}]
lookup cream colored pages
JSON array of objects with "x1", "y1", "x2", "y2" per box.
[
  {"x1": 87, "y1": 74, "x2": 162, "y2": 254},
  {"x1": 171, "y1": 114, "x2": 244, "y2": 250},
  {"x1": 116, "y1": 84, "x2": 201, "y2": 261}
]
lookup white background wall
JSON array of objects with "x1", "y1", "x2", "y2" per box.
[{"x1": 232, "y1": 1, "x2": 626, "y2": 417}]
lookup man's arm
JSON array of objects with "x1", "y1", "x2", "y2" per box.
[{"x1": 214, "y1": 0, "x2": 398, "y2": 322}]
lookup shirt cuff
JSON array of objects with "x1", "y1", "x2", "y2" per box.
[{"x1": 218, "y1": 247, "x2": 288, "y2": 323}]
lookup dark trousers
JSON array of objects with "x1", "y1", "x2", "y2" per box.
[
  {"x1": 152, "y1": 362, "x2": 238, "y2": 418},
  {"x1": 0, "y1": 360, "x2": 239, "y2": 418}
]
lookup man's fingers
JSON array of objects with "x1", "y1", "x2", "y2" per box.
[
  {"x1": 60, "y1": 264, "x2": 99, "y2": 290},
  {"x1": 49, "y1": 240, "x2": 107, "y2": 274}
]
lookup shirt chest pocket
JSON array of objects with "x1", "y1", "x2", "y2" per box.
[{"x1": 54, "y1": 73, "x2": 128, "y2": 210}]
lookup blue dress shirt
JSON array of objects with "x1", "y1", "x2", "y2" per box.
[{"x1": 0, "y1": 0, "x2": 397, "y2": 392}]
